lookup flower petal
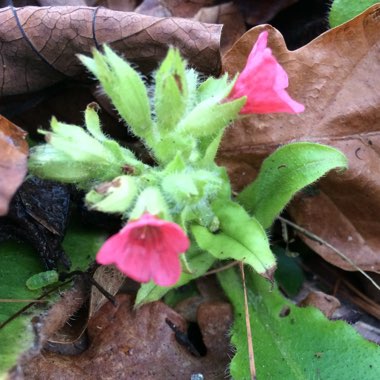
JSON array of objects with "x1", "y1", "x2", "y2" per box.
[
  {"x1": 95, "y1": 213, "x2": 189, "y2": 286},
  {"x1": 228, "y1": 31, "x2": 304, "y2": 114}
]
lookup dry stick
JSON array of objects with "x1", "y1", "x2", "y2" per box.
[
  {"x1": 277, "y1": 216, "x2": 380, "y2": 292},
  {"x1": 204, "y1": 260, "x2": 239, "y2": 276},
  {"x1": 239, "y1": 262, "x2": 256, "y2": 380}
]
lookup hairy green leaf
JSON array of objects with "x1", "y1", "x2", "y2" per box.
[
  {"x1": 238, "y1": 142, "x2": 348, "y2": 228},
  {"x1": 218, "y1": 267, "x2": 380, "y2": 380}
]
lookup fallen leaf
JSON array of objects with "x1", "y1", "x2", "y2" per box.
[
  {"x1": 0, "y1": 5, "x2": 222, "y2": 96},
  {"x1": 97, "y1": 0, "x2": 136, "y2": 12},
  {"x1": 89, "y1": 265, "x2": 125, "y2": 316},
  {"x1": 134, "y1": 0, "x2": 171, "y2": 17},
  {"x1": 298, "y1": 290, "x2": 341, "y2": 319},
  {"x1": 194, "y1": 2, "x2": 246, "y2": 53},
  {"x1": 219, "y1": 4, "x2": 380, "y2": 271},
  {"x1": 159, "y1": 0, "x2": 214, "y2": 18},
  {"x1": 21, "y1": 294, "x2": 233, "y2": 379},
  {"x1": 0, "y1": 115, "x2": 28, "y2": 215}
]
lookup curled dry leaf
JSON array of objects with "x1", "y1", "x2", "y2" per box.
[
  {"x1": 194, "y1": 2, "x2": 246, "y2": 54},
  {"x1": 22, "y1": 294, "x2": 233, "y2": 379},
  {"x1": 219, "y1": 4, "x2": 380, "y2": 271},
  {"x1": 0, "y1": 115, "x2": 28, "y2": 215},
  {"x1": 0, "y1": 5, "x2": 222, "y2": 96}
]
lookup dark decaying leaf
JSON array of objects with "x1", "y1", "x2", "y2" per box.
[
  {"x1": 21, "y1": 294, "x2": 233, "y2": 379},
  {"x1": 0, "y1": 115, "x2": 28, "y2": 215},
  {"x1": 0, "y1": 176, "x2": 71, "y2": 269},
  {"x1": 0, "y1": 5, "x2": 222, "y2": 96}
]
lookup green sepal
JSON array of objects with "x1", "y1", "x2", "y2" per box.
[
  {"x1": 197, "y1": 72, "x2": 237, "y2": 103},
  {"x1": 85, "y1": 102, "x2": 107, "y2": 141},
  {"x1": 162, "y1": 153, "x2": 187, "y2": 174},
  {"x1": 238, "y1": 142, "x2": 348, "y2": 229},
  {"x1": 199, "y1": 130, "x2": 224, "y2": 165},
  {"x1": 178, "y1": 97, "x2": 245, "y2": 138},
  {"x1": 46, "y1": 117, "x2": 111, "y2": 162},
  {"x1": 129, "y1": 186, "x2": 170, "y2": 220},
  {"x1": 154, "y1": 48, "x2": 190, "y2": 132}
]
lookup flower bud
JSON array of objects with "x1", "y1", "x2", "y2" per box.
[{"x1": 85, "y1": 175, "x2": 138, "y2": 214}]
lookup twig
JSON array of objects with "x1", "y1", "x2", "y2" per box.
[
  {"x1": 277, "y1": 216, "x2": 380, "y2": 292},
  {"x1": 204, "y1": 261, "x2": 239, "y2": 276},
  {"x1": 239, "y1": 262, "x2": 256, "y2": 380}
]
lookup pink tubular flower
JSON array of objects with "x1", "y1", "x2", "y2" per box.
[
  {"x1": 96, "y1": 213, "x2": 190, "y2": 287},
  {"x1": 228, "y1": 31, "x2": 304, "y2": 114}
]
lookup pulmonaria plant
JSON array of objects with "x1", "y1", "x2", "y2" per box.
[{"x1": 29, "y1": 31, "x2": 347, "y2": 290}]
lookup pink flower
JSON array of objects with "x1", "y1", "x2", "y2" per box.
[
  {"x1": 228, "y1": 31, "x2": 304, "y2": 114},
  {"x1": 96, "y1": 213, "x2": 190, "y2": 286}
]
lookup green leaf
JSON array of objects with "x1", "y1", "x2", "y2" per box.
[
  {"x1": 218, "y1": 267, "x2": 380, "y2": 380},
  {"x1": 238, "y1": 142, "x2": 348, "y2": 229},
  {"x1": 329, "y1": 0, "x2": 379, "y2": 27},
  {"x1": 196, "y1": 73, "x2": 236, "y2": 103},
  {"x1": 273, "y1": 246, "x2": 304, "y2": 297},
  {"x1": 0, "y1": 223, "x2": 106, "y2": 375},
  {"x1": 135, "y1": 247, "x2": 215, "y2": 306},
  {"x1": 192, "y1": 200, "x2": 276, "y2": 280}
]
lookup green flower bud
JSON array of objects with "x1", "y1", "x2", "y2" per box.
[
  {"x1": 86, "y1": 175, "x2": 138, "y2": 214},
  {"x1": 154, "y1": 48, "x2": 190, "y2": 133},
  {"x1": 79, "y1": 46, "x2": 153, "y2": 141},
  {"x1": 28, "y1": 145, "x2": 106, "y2": 186}
]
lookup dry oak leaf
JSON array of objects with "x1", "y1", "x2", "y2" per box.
[
  {"x1": 219, "y1": 4, "x2": 380, "y2": 272},
  {"x1": 22, "y1": 294, "x2": 233, "y2": 380},
  {"x1": 0, "y1": 5, "x2": 222, "y2": 96},
  {"x1": 0, "y1": 115, "x2": 28, "y2": 215},
  {"x1": 194, "y1": 2, "x2": 246, "y2": 54}
]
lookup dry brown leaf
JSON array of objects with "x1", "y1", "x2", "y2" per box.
[
  {"x1": 134, "y1": 0, "x2": 171, "y2": 17},
  {"x1": 298, "y1": 290, "x2": 341, "y2": 319},
  {"x1": 0, "y1": 5, "x2": 222, "y2": 96},
  {"x1": 219, "y1": 4, "x2": 380, "y2": 272},
  {"x1": 0, "y1": 115, "x2": 28, "y2": 215},
  {"x1": 96, "y1": 0, "x2": 137, "y2": 12},
  {"x1": 22, "y1": 294, "x2": 233, "y2": 379},
  {"x1": 194, "y1": 2, "x2": 246, "y2": 54},
  {"x1": 160, "y1": 0, "x2": 214, "y2": 18},
  {"x1": 89, "y1": 265, "x2": 125, "y2": 316}
]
